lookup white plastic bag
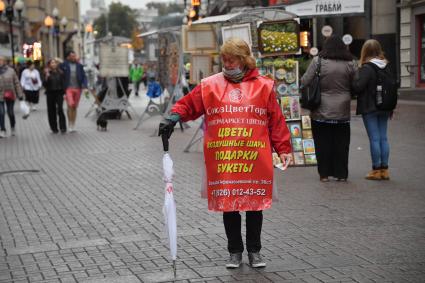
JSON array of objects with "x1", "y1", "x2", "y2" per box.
[{"x1": 20, "y1": 101, "x2": 30, "y2": 119}]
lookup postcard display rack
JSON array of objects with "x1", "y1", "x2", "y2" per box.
[
  {"x1": 256, "y1": 19, "x2": 317, "y2": 167},
  {"x1": 257, "y1": 59, "x2": 316, "y2": 167}
]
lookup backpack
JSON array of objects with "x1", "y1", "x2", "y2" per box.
[{"x1": 366, "y1": 63, "x2": 398, "y2": 111}]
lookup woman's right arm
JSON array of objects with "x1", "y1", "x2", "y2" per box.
[
  {"x1": 171, "y1": 84, "x2": 205, "y2": 122},
  {"x1": 20, "y1": 70, "x2": 26, "y2": 87},
  {"x1": 42, "y1": 70, "x2": 49, "y2": 88},
  {"x1": 300, "y1": 57, "x2": 318, "y2": 87},
  {"x1": 13, "y1": 73, "x2": 24, "y2": 99},
  {"x1": 352, "y1": 65, "x2": 372, "y2": 94}
]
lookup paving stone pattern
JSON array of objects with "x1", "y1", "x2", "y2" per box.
[{"x1": 0, "y1": 93, "x2": 424, "y2": 282}]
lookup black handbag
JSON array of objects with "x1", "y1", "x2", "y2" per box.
[{"x1": 300, "y1": 57, "x2": 321, "y2": 111}]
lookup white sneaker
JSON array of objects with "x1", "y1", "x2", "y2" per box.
[
  {"x1": 31, "y1": 106, "x2": 37, "y2": 111},
  {"x1": 0, "y1": 131, "x2": 6, "y2": 138},
  {"x1": 69, "y1": 127, "x2": 75, "y2": 133}
]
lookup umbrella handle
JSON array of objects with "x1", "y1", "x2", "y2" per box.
[{"x1": 162, "y1": 132, "x2": 169, "y2": 152}]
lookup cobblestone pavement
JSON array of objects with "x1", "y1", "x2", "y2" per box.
[{"x1": 0, "y1": 90, "x2": 424, "y2": 283}]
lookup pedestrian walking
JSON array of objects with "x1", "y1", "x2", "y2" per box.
[
  {"x1": 60, "y1": 50, "x2": 88, "y2": 132},
  {"x1": 301, "y1": 35, "x2": 357, "y2": 182},
  {"x1": 158, "y1": 38, "x2": 292, "y2": 269},
  {"x1": 43, "y1": 59, "x2": 67, "y2": 134},
  {"x1": 20, "y1": 61, "x2": 42, "y2": 111},
  {"x1": 129, "y1": 62, "x2": 143, "y2": 96},
  {"x1": 0, "y1": 56, "x2": 24, "y2": 138},
  {"x1": 352, "y1": 39, "x2": 394, "y2": 180}
]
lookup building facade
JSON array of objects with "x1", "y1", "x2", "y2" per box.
[
  {"x1": 23, "y1": 0, "x2": 81, "y2": 61},
  {"x1": 399, "y1": 0, "x2": 425, "y2": 92}
]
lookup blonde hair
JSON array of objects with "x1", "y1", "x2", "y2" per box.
[
  {"x1": 220, "y1": 37, "x2": 256, "y2": 69},
  {"x1": 359, "y1": 39, "x2": 386, "y2": 66}
]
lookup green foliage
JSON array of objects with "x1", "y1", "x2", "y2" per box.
[
  {"x1": 93, "y1": 2, "x2": 138, "y2": 38},
  {"x1": 263, "y1": 58, "x2": 274, "y2": 67},
  {"x1": 262, "y1": 22, "x2": 296, "y2": 33},
  {"x1": 295, "y1": 56, "x2": 312, "y2": 77},
  {"x1": 146, "y1": 2, "x2": 184, "y2": 16}
]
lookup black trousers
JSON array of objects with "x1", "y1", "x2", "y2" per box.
[
  {"x1": 46, "y1": 91, "x2": 66, "y2": 132},
  {"x1": 311, "y1": 120, "x2": 350, "y2": 179},
  {"x1": 24, "y1": 90, "x2": 39, "y2": 104},
  {"x1": 223, "y1": 211, "x2": 262, "y2": 254},
  {"x1": 134, "y1": 80, "x2": 141, "y2": 95},
  {"x1": 0, "y1": 100, "x2": 15, "y2": 131}
]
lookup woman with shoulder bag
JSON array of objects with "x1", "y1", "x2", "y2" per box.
[
  {"x1": 0, "y1": 56, "x2": 24, "y2": 138},
  {"x1": 43, "y1": 59, "x2": 67, "y2": 134},
  {"x1": 20, "y1": 61, "x2": 42, "y2": 111},
  {"x1": 301, "y1": 35, "x2": 357, "y2": 182},
  {"x1": 352, "y1": 39, "x2": 392, "y2": 180}
]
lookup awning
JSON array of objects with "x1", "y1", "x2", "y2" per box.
[
  {"x1": 138, "y1": 30, "x2": 159, "y2": 37},
  {"x1": 138, "y1": 26, "x2": 181, "y2": 37},
  {"x1": 192, "y1": 12, "x2": 242, "y2": 25},
  {"x1": 192, "y1": 8, "x2": 297, "y2": 25}
]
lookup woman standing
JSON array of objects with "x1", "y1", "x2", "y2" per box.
[
  {"x1": 352, "y1": 39, "x2": 392, "y2": 180},
  {"x1": 43, "y1": 59, "x2": 67, "y2": 133},
  {"x1": 0, "y1": 56, "x2": 24, "y2": 138},
  {"x1": 301, "y1": 35, "x2": 357, "y2": 182},
  {"x1": 159, "y1": 38, "x2": 292, "y2": 268},
  {"x1": 20, "y1": 61, "x2": 42, "y2": 111}
]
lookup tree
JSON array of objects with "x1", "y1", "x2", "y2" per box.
[
  {"x1": 93, "y1": 3, "x2": 138, "y2": 38},
  {"x1": 146, "y1": 2, "x2": 184, "y2": 16}
]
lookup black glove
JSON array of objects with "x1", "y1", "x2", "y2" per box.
[{"x1": 158, "y1": 118, "x2": 177, "y2": 139}]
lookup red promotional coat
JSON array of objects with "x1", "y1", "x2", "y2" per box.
[{"x1": 171, "y1": 69, "x2": 291, "y2": 211}]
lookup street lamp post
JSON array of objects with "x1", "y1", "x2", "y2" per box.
[
  {"x1": 13, "y1": 0, "x2": 24, "y2": 51},
  {"x1": 0, "y1": 0, "x2": 25, "y2": 68},
  {"x1": 59, "y1": 17, "x2": 67, "y2": 58},
  {"x1": 44, "y1": 15, "x2": 54, "y2": 60},
  {"x1": 80, "y1": 24, "x2": 85, "y2": 65},
  {"x1": 51, "y1": 7, "x2": 68, "y2": 59},
  {"x1": 52, "y1": 7, "x2": 59, "y2": 58}
]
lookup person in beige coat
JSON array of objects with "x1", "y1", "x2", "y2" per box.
[
  {"x1": 0, "y1": 56, "x2": 24, "y2": 138},
  {"x1": 301, "y1": 36, "x2": 357, "y2": 182}
]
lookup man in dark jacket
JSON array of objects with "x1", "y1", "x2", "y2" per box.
[{"x1": 61, "y1": 50, "x2": 88, "y2": 132}]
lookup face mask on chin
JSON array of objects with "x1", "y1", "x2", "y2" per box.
[{"x1": 222, "y1": 66, "x2": 243, "y2": 78}]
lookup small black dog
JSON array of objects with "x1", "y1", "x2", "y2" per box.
[{"x1": 96, "y1": 114, "x2": 108, "y2": 131}]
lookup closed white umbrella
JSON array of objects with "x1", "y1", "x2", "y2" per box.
[{"x1": 162, "y1": 135, "x2": 177, "y2": 277}]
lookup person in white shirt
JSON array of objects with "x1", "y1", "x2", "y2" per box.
[{"x1": 20, "y1": 61, "x2": 42, "y2": 111}]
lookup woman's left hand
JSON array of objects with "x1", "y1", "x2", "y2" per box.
[{"x1": 279, "y1": 153, "x2": 292, "y2": 170}]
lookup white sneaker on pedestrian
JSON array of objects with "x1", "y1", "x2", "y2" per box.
[
  {"x1": 69, "y1": 127, "x2": 75, "y2": 133},
  {"x1": 0, "y1": 131, "x2": 6, "y2": 138},
  {"x1": 248, "y1": 252, "x2": 266, "y2": 268},
  {"x1": 31, "y1": 106, "x2": 37, "y2": 111},
  {"x1": 225, "y1": 253, "x2": 242, "y2": 269}
]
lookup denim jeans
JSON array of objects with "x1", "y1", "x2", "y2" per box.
[
  {"x1": 0, "y1": 100, "x2": 15, "y2": 131},
  {"x1": 362, "y1": 111, "x2": 390, "y2": 168}
]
